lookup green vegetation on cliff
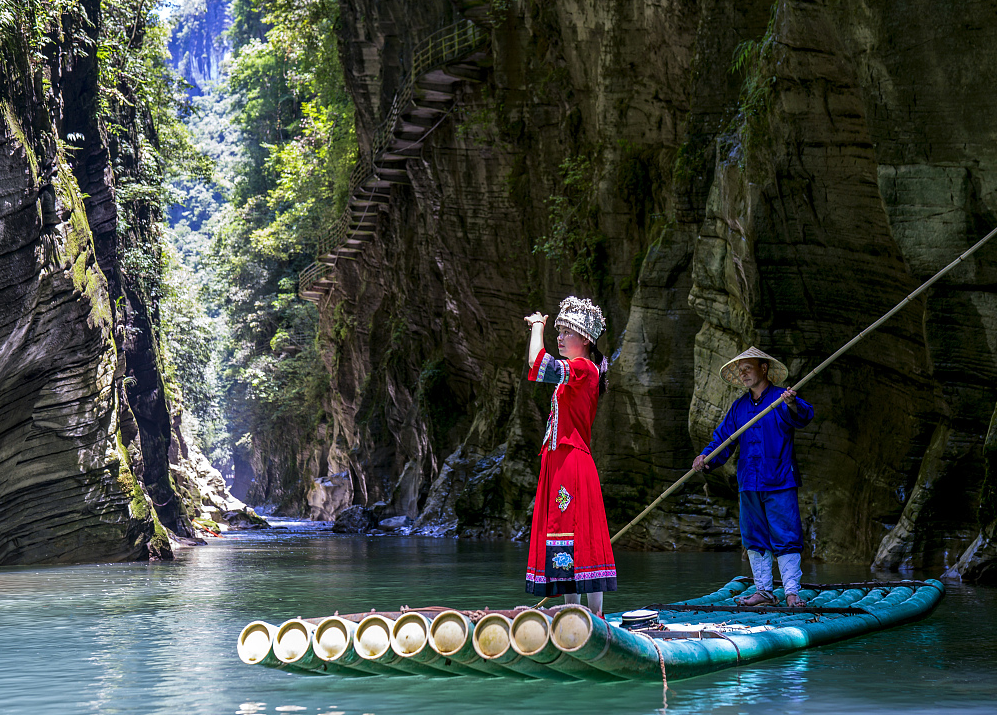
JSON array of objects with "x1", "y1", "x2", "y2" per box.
[
  {"x1": 167, "y1": 0, "x2": 355, "y2": 510},
  {"x1": 721, "y1": 1, "x2": 779, "y2": 172},
  {"x1": 0, "y1": 0, "x2": 204, "y2": 559},
  {"x1": 534, "y1": 154, "x2": 609, "y2": 289}
]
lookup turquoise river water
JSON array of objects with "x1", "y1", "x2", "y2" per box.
[{"x1": 1, "y1": 520, "x2": 995, "y2": 715}]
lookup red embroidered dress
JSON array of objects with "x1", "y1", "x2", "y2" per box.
[{"x1": 525, "y1": 349, "x2": 617, "y2": 596}]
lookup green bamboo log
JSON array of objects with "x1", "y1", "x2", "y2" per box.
[
  {"x1": 471, "y1": 613, "x2": 578, "y2": 681},
  {"x1": 272, "y1": 618, "x2": 369, "y2": 676},
  {"x1": 867, "y1": 582, "x2": 943, "y2": 623},
  {"x1": 550, "y1": 607, "x2": 664, "y2": 681},
  {"x1": 671, "y1": 578, "x2": 751, "y2": 606},
  {"x1": 510, "y1": 610, "x2": 624, "y2": 681},
  {"x1": 237, "y1": 621, "x2": 281, "y2": 668},
  {"x1": 797, "y1": 588, "x2": 840, "y2": 606},
  {"x1": 429, "y1": 610, "x2": 523, "y2": 677},
  {"x1": 850, "y1": 590, "x2": 888, "y2": 609},
  {"x1": 354, "y1": 614, "x2": 453, "y2": 676},
  {"x1": 390, "y1": 612, "x2": 482, "y2": 676},
  {"x1": 273, "y1": 619, "x2": 316, "y2": 666},
  {"x1": 311, "y1": 616, "x2": 395, "y2": 675}
]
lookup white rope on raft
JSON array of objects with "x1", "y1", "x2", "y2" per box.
[{"x1": 643, "y1": 634, "x2": 668, "y2": 703}]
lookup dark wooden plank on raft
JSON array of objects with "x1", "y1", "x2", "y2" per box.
[
  {"x1": 642, "y1": 603, "x2": 871, "y2": 615},
  {"x1": 732, "y1": 577, "x2": 940, "y2": 590},
  {"x1": 303, "y1": 606, "x2": 571, "y2": 625}
]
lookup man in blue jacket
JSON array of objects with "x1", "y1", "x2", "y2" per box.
[{"x1": 692, "y1": 347, "x2": 814, "y2": 607}]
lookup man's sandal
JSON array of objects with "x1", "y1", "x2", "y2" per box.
[
  {"x1": 737, "y1": 590, "x2": 778, "y2": 607},
  {"x1": 785, "y1": 593, "x2": 807, "y2": 608}
]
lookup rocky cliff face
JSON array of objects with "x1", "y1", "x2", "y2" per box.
[
  {"x1": 0, "y1": 0, "x2": 259, "y2": 564},
  {"x1": 696, "y1": 0, "x2": 997, "y2": 574},
  {"x1": 0, "y1": 2, "x2": 168, "y2": 564},
  {"x1": 316, "y1": 0, "x2": 997, "y2": 580},
  {"x1": 168, "y1": 0, "x2": 232, "y2": 95}
]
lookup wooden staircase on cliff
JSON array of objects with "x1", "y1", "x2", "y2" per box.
[{"x1": 297, "y1": 17, "x2": 491, "y2": 303}]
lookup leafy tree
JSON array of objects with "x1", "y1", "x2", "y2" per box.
[
  {"x1": 97, "y1": 0, "x2": 216, "y2": 424},
  {"x1": 165, "y1": 0, "x2": 356, "y2": 508}
]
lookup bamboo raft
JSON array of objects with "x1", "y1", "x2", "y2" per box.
[{"x1": 237, "y1": 577, "x2": 944, "y2": 683}]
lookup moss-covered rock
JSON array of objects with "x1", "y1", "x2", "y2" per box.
[{"x1": 0, "y1": 0, "x2": 184, "y2": 565}]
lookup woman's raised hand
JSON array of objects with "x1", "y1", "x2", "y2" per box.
[
  {"x1": 525, "y1": 312, "x2": 548, "y2": 364},
  {"x1": 524, "y1": 312, "x2": 548, "y2": 327}
]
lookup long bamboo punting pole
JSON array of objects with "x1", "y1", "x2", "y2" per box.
[{"x1": 610, "y1": 225, "x2": 997, "y2": 545}]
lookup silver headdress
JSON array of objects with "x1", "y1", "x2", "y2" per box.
[{"x1": 554, "y1": 296, "x2": 606, "y2": 344}]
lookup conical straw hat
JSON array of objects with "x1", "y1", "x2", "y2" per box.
[{"x1": 720, "y1": 346, "x2": 789, "y2": 387}]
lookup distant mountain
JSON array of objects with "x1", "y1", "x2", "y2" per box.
[{"x1": 167, "y1": 0, "x2": 232, "y2": 95}]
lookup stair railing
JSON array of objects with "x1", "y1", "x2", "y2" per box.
[{"x1": 299, "y1": 19, "x2": 489, "y2": 300}]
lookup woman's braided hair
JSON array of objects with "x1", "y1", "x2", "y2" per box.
[{"x1": 589, "y1": 342, "x2": 609, "y2": 396}]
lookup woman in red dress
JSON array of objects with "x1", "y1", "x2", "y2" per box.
[{"x1": 523, "y1": 296, "x2": 617, "y2": 615}]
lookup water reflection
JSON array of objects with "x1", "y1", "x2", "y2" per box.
[
  {"x1": 665, "y1": 653, "x2": 813, "y2": 713},
  {"x1": 0, "y1": 531, "x2": 994, "y2": 715}
]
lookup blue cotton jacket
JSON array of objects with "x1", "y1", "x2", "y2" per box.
[{"x1": 701, "y1": 384, "x2": 814, "y2": 491}]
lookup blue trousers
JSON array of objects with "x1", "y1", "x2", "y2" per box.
[{"x1": 739, "y1": 488, "x2": 804, "y2": 556}]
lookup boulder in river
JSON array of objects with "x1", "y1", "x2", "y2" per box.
[
  {"x1": 378, "y1": 515, "x2": 414, "y2": 532},
  {"x1": 331, "y1": 505, "x2": 376, "y2": 533}
]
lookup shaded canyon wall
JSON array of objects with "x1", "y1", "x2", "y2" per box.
[
  {"x1": 310, "y1": 0, "x2": 996, "y2": 579},
  {"x1": 0, "y1": 0, "x2": 253, "y2": 564},
  {"x1": 0, "y1": 1, "x2": 168, "y2": 564}
]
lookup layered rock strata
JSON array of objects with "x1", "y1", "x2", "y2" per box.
[
  {"x1": 0, "y1": 0, "x2": 256, "y2": 564},
  {"x1": 0, "y1": 6, "x2": 166, "y2": 564}
]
